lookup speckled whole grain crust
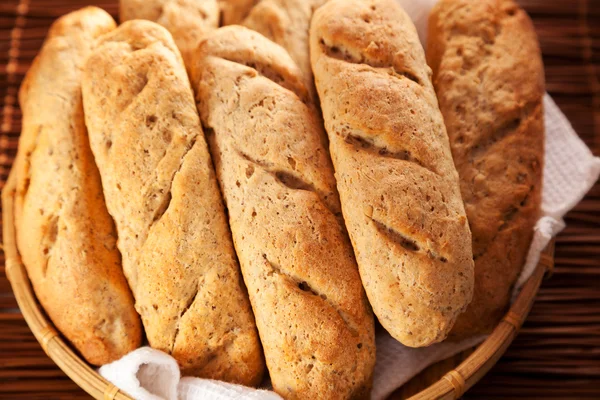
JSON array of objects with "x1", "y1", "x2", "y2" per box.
[
  {"x1": 311, "y1": 0, "x2": 475, "y2": 348},
  {"x1": 81, "y1": 20, "x2": 264, "y2": 384},
  {"x1": 119, "y1": 0, "x2": 219, "y2": 68},
  {"x1": 427, "y1": 0, "x2": 544, "y2": 338},
  {"x1": 12, "y1": 7, "x2": 142, "y2": 366},
  {"x1": 218, "y1": 0, "x2": 260, "y2": 25},
  {"x1": 191, "y1": 26, "x2": 375, "y2": 399},
  {"x1": 242, "y1": 0, "x2": 328, "y2": 101}
]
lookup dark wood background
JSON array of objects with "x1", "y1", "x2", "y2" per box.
[{"x1": 0, "y1": 0, "x2": 598, "y2": 398}]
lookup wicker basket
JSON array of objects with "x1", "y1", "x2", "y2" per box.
[{"x1": 2, "y1": 163, "x2": 555, "y2": 399}]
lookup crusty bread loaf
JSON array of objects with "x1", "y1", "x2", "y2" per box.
[
  {"x1": 242, "y1": 0, "x2": 328, "y2": 101},
  {"x1": 12, "y1": 7, "x2": 141, "y2": 366},
  {"x1": 119, "y1": 0, "x2": 218, "y2": 68},
  {"x1": 191, "y1": 26, "x2": 375, "y2": 399},
  {"x1": 82, "y1": 20, "x2": 264, "y2": 384},
  {"x1": 427, "y1": 0, "x2": 544, "y2": 337},
  {"x1": 218, "y1": 0, "x2": 260, "y2": 25},
  {"x1": 311, "y1": 0, "x2": 474, "y2": 347}
]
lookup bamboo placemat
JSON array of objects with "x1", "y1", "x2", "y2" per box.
[{"x1": 0, "y1": 0, "x2": 598, "y2": 398}]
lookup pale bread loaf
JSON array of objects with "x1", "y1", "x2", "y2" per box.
[
  {"x1": 82, "y1": 20, "x2": 263, "y2": 384},
  {"x1": 311, "y1": 0, "x2": 475, "y2": 347},
  {"x1": 12, "y1": 7, "x2": 141, "y2": 365},
  {"x1": 191, "y1": 26, "x2": 375, "y2": 399}
]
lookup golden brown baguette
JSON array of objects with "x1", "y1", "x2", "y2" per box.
[
  {"x1": 427, "y1": 0, "x2": 544, "y2": 337},
  {"x1": 311, "y1": 0, "x2": 474, "y2": 347},
  {"x1": 218, "y1": 0, "x2": 260, "y2": 25},
  {"x1": 119, "y1": 0, "x2": 218, "y2": 68},
  {"x1": 82, "y1": 20, "x2": 264, "y2": 384},
  {"x1": 12, "y1": 7, "x2": 141, "y2": 366},
  {"x1": 242, "y1": 0, "x2": 328, "y2": 100},
  {"x1": 191, "y1": 26, "x2": 375, "y2": 399}
]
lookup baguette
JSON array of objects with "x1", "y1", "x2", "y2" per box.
[
  {"x1": 242, "y1": 0, "x2": 328, "y2": 101},
  {"x1": 119, "y1": 0, "x2": 218, "y2": 69},
  {"x1": 191, "y1": 26, "x2": 375, "y2": 399},
  {"x1": 82, "y1": 20, "x2": 264, "y2": 384},
  {"x1": 12, "y1": 7, "x2": 141, "y2": 365},
  {"x1": 427, "y1": 0, "x2": 544, "y2": 337},
  {"x1": 311, "y1": 0, "x2": 474, "y2": 347}
]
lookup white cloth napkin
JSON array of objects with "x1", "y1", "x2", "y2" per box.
[{"x1": 99, "y1": 1, "x2": 600, "y2": 399}]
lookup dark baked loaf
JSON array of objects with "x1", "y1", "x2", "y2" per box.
[
  {"x1": 191, "y1": 26, "x2": 375, "y2": 399},
  {"x1": 427, "y1": 0, "x2": 545, "y2": 337},
  {"x1": 12, "y1": 7, "x2": 142, "y2": 365},
  {"x1": 311, "y1": 0, "x2": 475, "y2": 347}
]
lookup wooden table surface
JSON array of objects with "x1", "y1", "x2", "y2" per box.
[{"x1": 1, "y1": 0, "x2": 599, "y2": 399}]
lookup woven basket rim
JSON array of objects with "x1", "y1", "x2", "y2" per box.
[{"x1": 1, "y1": 165, "x2": 555, "y2": 400}]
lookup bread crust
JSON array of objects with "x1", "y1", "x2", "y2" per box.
[
  {"x1": 218, "y1": 0, "x2": 261, "y2": 25},
  {"x1": 82, "y1": 20, "x2": 263, "y2": 384},
  {"x1": 191, "y1": 26, "x2": 375, "y2": 399},
  {"x1": 311, "y1": 0, "x2": 474, "y2": 347},
  {"x1": 242, "y1": 0, "x2": 328, "y2": 101},
  {"x1": 13, "y1": 7, "x2": 141, "y2": 365},
  {"x1": 427, "y1": 0, "x2": 545, "y2": 337},
  {"x1": 119, "y1": 0, "x2": 219, "y2": 68}
]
